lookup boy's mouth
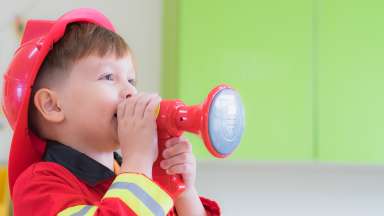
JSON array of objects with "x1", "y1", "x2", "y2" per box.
[{"x1": 114, "y1": 113, "x2": 117, "y2": 118}]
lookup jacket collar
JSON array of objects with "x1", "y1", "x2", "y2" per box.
[{"x1": 43, "y1": 140, "x2": 122, "y2": 186}]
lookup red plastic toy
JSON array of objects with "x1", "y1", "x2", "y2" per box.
[{"x1": 154, "y1": 84, "x2": 245, "y2": 198}]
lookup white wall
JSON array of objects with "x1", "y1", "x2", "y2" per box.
[
  {"x1": 196, "y1": 161, "x2": 384, "y2": 216},
  {"x1": 0, "y1": 0, "x2": 163, "y2": 163}
]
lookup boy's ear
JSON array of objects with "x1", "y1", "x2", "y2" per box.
[{"x1": 33, "y1": 88, "x2": 64, "y2": 123}]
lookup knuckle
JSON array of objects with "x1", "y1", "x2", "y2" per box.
[
  {"x1": 162, "y1": 160, "x2": 168, "y2": 167},
  {"x1": 137, "y1": 99, "x2": 146, "y2": 107},
  {"x1": 181, "y1": 142, "x2": 191, "y2": 151},
  {"x1": 162, "y1": 149, "x2": 169, "y2": 158},
  {"x1": 146, "y1": 105, "x2": 155, "y2": 113},
  {"x1": 181, "y1": 153, "x2": 188, "y2": 161},
  {"x1": 169, "y1": 167, "x2": 175, "y2": 173},
  {"x1": 173, "y1": 166, "x2": 181, "y2": 173},
  {"x1": 137, "y1": 121, "x2": 147, "y2": 129},
  {"x1": 167, "y1": 149, "x2": 175, "y2": 157},
  {"x1": 183, "y1": 165, "x2": 190, "y2": 173}
]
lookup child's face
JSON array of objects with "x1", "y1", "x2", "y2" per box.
[{"x1": 59, "y1": 53, "x2": 136, "y2": 151}]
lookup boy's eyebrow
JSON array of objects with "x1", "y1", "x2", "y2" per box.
[{"x1": 94, "y1": 61, "x2": 135, "y2": 76}]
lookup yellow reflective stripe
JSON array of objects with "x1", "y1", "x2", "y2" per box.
[
  {"x1": 104, "y1": 189, "x2": 153, "y2": 215},
  {"x1": 114, "y1": 173, "x2": 173, "y2": 212},
  {"x1": 104, "y1": 173, "x2": 173, "y2": 215},
  {"x1": 58, "y1": 205, "x2": 84, "y2": 216},
  {"x1": 58, "y1": 205, "x2": 97, "y2": 216}
]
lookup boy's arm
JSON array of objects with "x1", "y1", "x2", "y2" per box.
[
  {"x1": 175, "y1": 188, "x2": 206, "y2": 215},
  {"x1": 174, "y1": 188, "x2": 220, "y2": 216}
]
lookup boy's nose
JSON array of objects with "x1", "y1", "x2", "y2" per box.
[{"x1": 120, "y1": 87, "x2": 137, "y2": 99}]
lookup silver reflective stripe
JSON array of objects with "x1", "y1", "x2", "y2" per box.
[
  {"x1": 71, "y1": 206, "x2": 92, "y2": 216},
  {"x1": 110, "y1": 182, "x2": 165, "y2": 216}
]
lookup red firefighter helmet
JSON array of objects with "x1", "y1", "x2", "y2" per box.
[{"x1": 1, "y1": 8, "x2": 115, "y2": 195}]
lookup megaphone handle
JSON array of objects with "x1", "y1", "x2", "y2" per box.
[{"x1": 153, "y1": 135, "x2": 186, "y2": 199}]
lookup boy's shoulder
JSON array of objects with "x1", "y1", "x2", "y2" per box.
[
  {"x1": 13, "y1": 161, "x2": 81, "y2": 194},
  {"x1": 18, "y1": 161, "x2": 73, "y2": 179},
  {"x1": 11, "y1": 162, "x2": 96, "y2": 216}
]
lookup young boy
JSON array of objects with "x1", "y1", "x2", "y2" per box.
[{"x1": 1, "y1": 8, "x2": 219, "y2": 215}]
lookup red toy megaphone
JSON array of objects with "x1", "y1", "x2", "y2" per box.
[{"x1": 153, "y1": 84, "x2": 245, "y2": 199}]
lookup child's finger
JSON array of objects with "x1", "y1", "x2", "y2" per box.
[
  {"x1": 163, "y1": 140, "x2": 192, "y2": 159},
  {"x1": 117, "y1": 98, "x2": 127, "y2": 118},
  {"x1": 133, "y1": 93, "x2": 153, "y2": 119},
  {"x1": 125, "y1": 94, "x2": 140, "y2": 116},
  {"x1": 144, "y1": 94, "x2": 161, "y2": 120},
  {"x1": 160, "y1": 153, "x2": 193, "y2": 169},
  {"x1": 165, "y1": 136, "x2": 187, "y2": 148},
  {"x1": 166, "y1": 163, "x2": 193, "y2": 175}
]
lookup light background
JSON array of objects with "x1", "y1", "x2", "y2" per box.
[{"x1": 1, "y1": 1, "x2": 384, "y2": 215}]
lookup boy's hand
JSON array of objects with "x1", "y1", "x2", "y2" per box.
[
  {"x1": 161, "y1": 137, "x2": 208, "y2": 215},
  {"x1": 160, "y1": 136, "x2": 196, "y2": 189},
  {"x1": 117, "y1": 93, "x2": 161, "y2": 178}
]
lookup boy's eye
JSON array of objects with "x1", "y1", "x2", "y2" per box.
[
  {"x1": 100, "y1": 73, "x2": 114, "y2": 81},
  {"x1": 128, "y1": 79, "x2": 136, "y2": 86}
]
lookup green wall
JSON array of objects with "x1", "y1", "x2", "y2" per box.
[
  {"x1": 162, "y1": 0, "x2": 384, "y2": 163},
  {"x1": 317, "y1": 0, "x2": 384, "y2": 163}
]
